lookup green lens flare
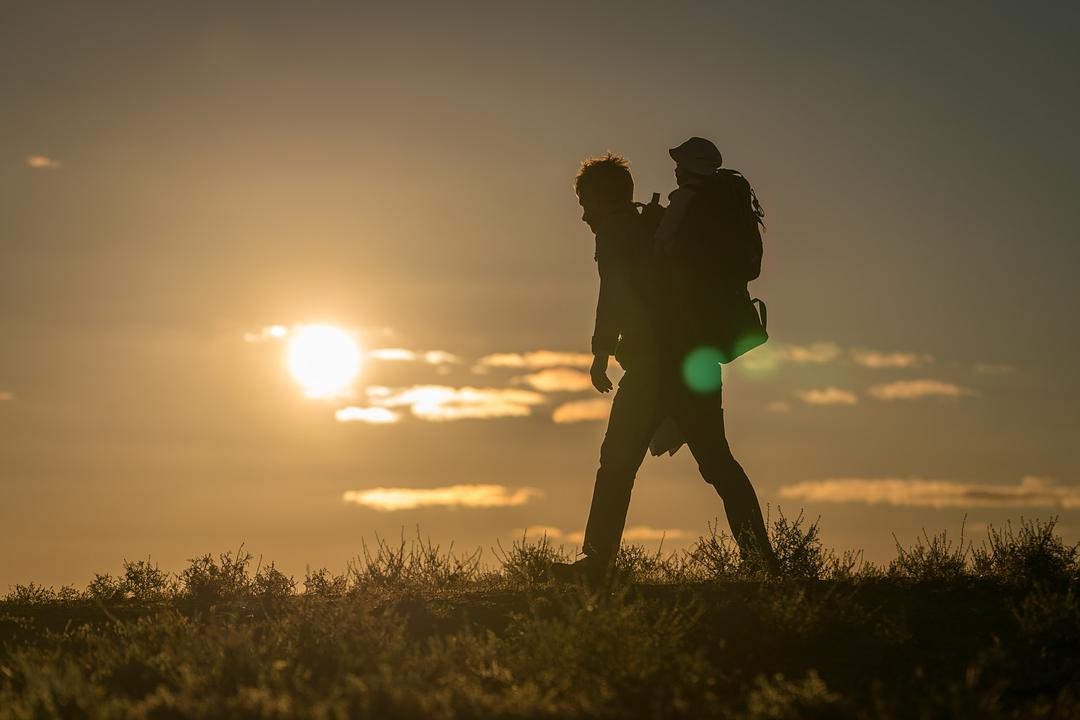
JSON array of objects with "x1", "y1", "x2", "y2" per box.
[{"x1": 682, "y1": 346, "x2": 723, "y2": 393}]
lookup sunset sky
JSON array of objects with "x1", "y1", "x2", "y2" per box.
[{"x1": 3, "y1": 2, "x2": 1079, "y2": 588}]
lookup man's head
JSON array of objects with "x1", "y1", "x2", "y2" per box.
[{"x1": 574, "y1": 152, "x2": 634, "y2": 231}]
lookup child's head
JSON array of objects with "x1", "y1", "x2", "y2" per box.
[
  {"x1": 669, "y1": 137, "x2": 723, "y2": 186},
  {"x1": 574, "y1": 152, "x2": 634, "y2": 229}
]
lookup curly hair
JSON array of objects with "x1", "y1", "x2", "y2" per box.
[{"x1": 573, "y1": 152, "x2": 634, "y2": 207}]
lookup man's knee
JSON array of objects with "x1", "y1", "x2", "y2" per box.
[
  {"x1": 597, "y1": 435, "x2": 647, "y2": 488},
  {"x1": 595, "y1": 462, "x2": 637, "y2": 494},
  {"x1": 698, "y1": 452, "x2": 749, "y2": 495}
]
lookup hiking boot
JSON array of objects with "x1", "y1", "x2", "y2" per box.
[{"x1": 548, "y1": 557, "x2": 608, "y2": 586}]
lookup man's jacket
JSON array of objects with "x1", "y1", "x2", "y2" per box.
[{"x1": 590, "y1": 204, "x2": 659, "y2": 371}]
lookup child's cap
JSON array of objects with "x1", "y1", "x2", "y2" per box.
[{"x1": 669, "y1": 137, "x2": 723, "y2": 176}]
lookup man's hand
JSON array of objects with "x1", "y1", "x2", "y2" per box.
[{"x1": 590, "y1": 354, "x2": 613, "y2": 393}]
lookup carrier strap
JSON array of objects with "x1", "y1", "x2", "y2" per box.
[{"x1": 751, "y1": 297, "x2": 767, "y2": 331}]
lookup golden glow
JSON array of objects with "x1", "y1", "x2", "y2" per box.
[
  {"x1": 551, "y1": 398, "x2": 612, "y2": 423},
  {"x1": 286, "y1": 325, "x2": 361, "y2": 398},
  {"x1": 361, "y1": 385, "x2": 546, "y2": 421},
  {"x1": 342, "y1": 484, "x2": 542, "y2": 511},
  {"x1": 779, "y1": 476, "x2": 1080, "y2": 509}
]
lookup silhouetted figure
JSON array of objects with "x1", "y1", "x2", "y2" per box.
[{"x1": 552, "y1": 142, "x2": 779, "y2": 585}]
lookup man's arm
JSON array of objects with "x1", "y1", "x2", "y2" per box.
[{"x1": 590, "y1": 232, "x2": 620, "y2": 393}]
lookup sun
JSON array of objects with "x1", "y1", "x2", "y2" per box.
[{"x1": 286, "y1": 324, "x2": 361, "y2": 398}]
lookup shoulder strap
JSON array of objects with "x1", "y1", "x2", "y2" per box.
[{"x1": 751, "y1": 297, "x2": 767, "y2": 331}]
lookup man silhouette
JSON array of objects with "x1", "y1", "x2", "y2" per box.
[{"x1": 552, "y1": 145, "x2": 779, "y2": 585}]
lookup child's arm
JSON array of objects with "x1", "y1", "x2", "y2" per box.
[{"x1": 653, "y1": 186, "x2": 697, "y2": 255}]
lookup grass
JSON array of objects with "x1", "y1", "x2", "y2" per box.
[{"x1": 1, "y1": 513, "x2": 1078, "y2": 718}]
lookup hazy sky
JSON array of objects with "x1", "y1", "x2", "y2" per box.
[{"x1": 3, "y1": 1, "x2": 1079, "y2": 587}]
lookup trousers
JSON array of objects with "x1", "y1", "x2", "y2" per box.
[{"x1": 581, "y1": 364, "x2": 776, "y2": 568}]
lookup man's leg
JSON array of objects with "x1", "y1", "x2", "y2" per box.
[
  {"x1": 673, "y1": 385, "x2": 780, "y2": 573},
  {"x1": 581, "y1": 370, "x2": 662, "y2": 572}
]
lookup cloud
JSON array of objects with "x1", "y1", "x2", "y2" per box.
[
  {"x1": 552, "y1": 398, "x2": 612, "y2": 423},
  {"x1": 477, "y1": 351, "x2": 594, "y2": 369},
  {"x1": 737, "y1": 347, "x2": 784, "y2": 372},
  {"x1": 515, "y1": 368, "x2": 594, "y2": 392},
  {"x1": 779, "y1": 476, "x2": 1080, "y2": 509},
  {"x1": 334, "y1": 406, "x2": 400, "y2": 424},
  {"x1": 367, "y1": 348, "x2": 461, "y2": 364},
  {"x1": 422, "y1": 350, "x2": 461, "y2": 365},
  {"x1": 737, "y1": 342, "x2": 840, "y2": 372},
  {"x1": 785, "y1": 342, "x2": 842, "y2": 364},
  {"x1": 742, "y1": 342, "x2": 936, "y2": 372},
  {"x1": 366, "y1": 385, "x2": 546, "y2": 420},
  {"x1": 511, "y1": 526, "x2": 567, "y2": 540},
  {"x1": 868, "y1": 379, "x2": 974, "y2": 400},
  {"x1": 367, "y1": 348, "x2": 417, "y2": 361},
  {"x1": 343, "y1": 484, "x2": 542, "y2": 511},
  {"x1": 0, "y1": 391, "x2": 12, "y2": 401},
  {"x1": 243, "y1": 325, "x2": 289, "y2": 342},
  {"x1": 622, "y1": 526, "x2": 696, "y2": 541},
  {"x1": 511, "y1": 525, "x2": 695, "y2": 544},
  {"x1": 974, "y1": 363, "x2": 1016, "y2": 375},
  {"x1": 26, "y1": 155, "x2": 61, "y2": 169},
  {"x1": 850, "y1": 349, "x2": 933, "y2": 368},
  {"x1": 795, "y1": 387, "x2": 859, "y2": 406}
]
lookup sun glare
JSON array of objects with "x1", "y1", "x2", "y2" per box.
[{"x1": 286, "y1": 324, "x2": 361, "y2": 398}]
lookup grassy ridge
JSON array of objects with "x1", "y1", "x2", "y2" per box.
[{"x1": 1, "y1": 515, "x2": 1078, "y2": 719}]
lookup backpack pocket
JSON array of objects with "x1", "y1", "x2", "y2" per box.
[{"x1": 707, "y1": 288, "x2": 769, "y2": 364}]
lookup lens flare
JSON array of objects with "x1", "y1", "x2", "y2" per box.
[
  {"x1": 286, "y1": 324, "x2": 361, "y2": 398},
  {"x1": 682, "y1": 346, "x2": 723, "y2": 393}
]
